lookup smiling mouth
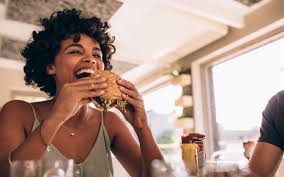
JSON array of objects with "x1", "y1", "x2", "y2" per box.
[{"x1": 75, "y1": 68, "x2": 95, "y2": 79}]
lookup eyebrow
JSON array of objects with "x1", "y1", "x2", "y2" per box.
[{"x1": 64, "y1": 43, "x2": 102, "y2": 53}]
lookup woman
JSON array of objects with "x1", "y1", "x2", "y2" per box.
[{"x1": 0, "y1": 8, "x2": 163, "y2": 177}]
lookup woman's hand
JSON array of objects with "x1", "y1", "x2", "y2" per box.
[
  {"x1": 116, "y1": 79, "x2": 148, "y2": 129},
  {"x1": 50, "y1": 74, "x2": 107, "y2": 123}
]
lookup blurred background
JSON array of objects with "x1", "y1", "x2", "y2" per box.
[{"x1": 1, "y1": 0, "x2": 284, "y2": 176}]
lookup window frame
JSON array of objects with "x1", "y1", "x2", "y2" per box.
[{"x1": 192, "y1": 19, "x2": 284, "y2": 158}]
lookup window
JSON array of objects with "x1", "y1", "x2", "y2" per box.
[{"x1": 210, "y1": 36, "x2": 284, "y2": 161}]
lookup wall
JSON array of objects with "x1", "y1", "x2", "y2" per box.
[{"x1": 0, "y1": 66, "x2": 45, "y2": 107}]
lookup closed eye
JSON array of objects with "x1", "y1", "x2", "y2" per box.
[
  {"x1": 93, "y1": 54, "x2": 102, "y2": 60},
  {"x1": 69, "y1": 50, "x2": 83, "y2": 55}
]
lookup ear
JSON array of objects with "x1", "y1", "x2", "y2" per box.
[{"x1": 46, "y1": 64, "x2": 56, "y2": 75}]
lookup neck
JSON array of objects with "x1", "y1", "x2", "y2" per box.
[
  {"x1": 50, "y1": 98, "x2": 92, "y2": 128},
  {"x1": 66, "y1": 105, "x2": 91, "y2": 128}
]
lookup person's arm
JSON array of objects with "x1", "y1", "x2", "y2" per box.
[
  {"x1": 0, "y1": 101, "x2": 63, "y2": 159},
  {"x1": 0, "y1": 100, "x2": 62, "y2": 177},
  {"x1": 115, "y1": 79, "x2": 163, "y2": 177},
  {"x1": 249, "y1": 142, "x2": 283, "y2": 177},
  {"x1": 134, "y1": 125, "x2": 163, "y2": 177},
  {"x1": 109, "y1": 111, "x2": 162, "y2": 177},
  {"x1": 248, "y1": 92, "x2": 284, "y2": 177},
  {"x1": 109, "y1": 112, "x2": 142, "y2": 177}
]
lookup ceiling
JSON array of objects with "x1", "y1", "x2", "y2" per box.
[
  {"x1": 0, "y1": 0, "x2": 137, "y2": 75},
  {"x1": 109, "y1": 0, "x2": 270, "y2": 88},
  {"x1": 0, "y1": 0, "x2": 270, "y2": 89}
]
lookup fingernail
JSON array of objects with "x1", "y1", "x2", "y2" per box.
[
  {"x1": 103, "y1": 83, "x2": 107, "y2": 87},
  {"x1": 100, "y1": 90, "x2": 105, "y2": 93},
  {"x1": 118, "y1": 80, "x2": 122, "y2": 83}
]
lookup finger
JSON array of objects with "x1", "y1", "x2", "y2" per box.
[
  {"x1": 80, "y1": 90, "x2": 106, "y2": 99},
  {"x1": 80, "y1": 77, "x2": 107, "y2": 84},
  {"x1": 72, "y1": 77, "x2": 107, "y2": 86},
  {"x1": 76, "y1": 82, "x2": 108, "y2": 91},
  {"x1": 122, "y1": 93, "x2": 143, "y2": 109},
  {"x1": 117, "y1": 79, "x2": 137, "y2": 91},
  {"x1": 119, "y1": 86, "x2": 141, "y2": 100}
]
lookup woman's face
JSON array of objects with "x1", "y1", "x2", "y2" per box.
[{"x1": 49, "y1": 34, "x2": 104, "y2": 87}]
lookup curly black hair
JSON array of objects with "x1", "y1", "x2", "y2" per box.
[{"x1": 22, "y1": 8, "x2": 115, "y2": 97}]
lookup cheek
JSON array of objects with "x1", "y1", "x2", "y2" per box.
[
  {"x1": 55, "y1": 57, "x2": 77, "y2": 74},
  {"x1": 98, "y1": 61, "x2": 105, "y2": 70},
  {"x1": 60, "y1": 60, "x2": 76, "y2": 72}
]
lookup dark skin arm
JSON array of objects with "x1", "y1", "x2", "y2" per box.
[
  {"x1": 0, "y1": 100, "x2": 52, "y2": 177},
  {"x1": 0, "y1": 101, "x2": 24, "y2": 177},
  {"x1": 106, "y1": 112, "x2": 142, "y2": 177},
  {"x1": 248, "y1": 142, "x2": 283, "y2": 177},
  {"x1": 113, "y1": 79, "x2": 163, "y2": 177},
  {"x1": 108, "y1": 110, "x2": 163, "y2": 177}
]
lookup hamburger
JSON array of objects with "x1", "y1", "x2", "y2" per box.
[{"x1": 76, "y1": 70, "x2": 127, "y2": 111}]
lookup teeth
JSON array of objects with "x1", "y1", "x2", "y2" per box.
[{"x1": 76, "y1": 69, "x2": 95, "y2": 75}]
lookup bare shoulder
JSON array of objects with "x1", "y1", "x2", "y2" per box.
[
  {"x1": 103, "y1": 110, "x2": 122, "y2": 122},
  {"x1": 103, "y1": 111, "x2": 127, "y2": 129},
  {"x1": 1, "y1": 100, "x2": 31, "y2": 115},
  {"x1": 103, "y1": 111, "x2": 130, "y2": 140},
  {"x1": 0, "y1": 100, "x2": 34, "y2": 128}
]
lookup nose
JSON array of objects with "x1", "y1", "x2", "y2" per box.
[{"x1": 82, "y1": 55, "x2": 96, "y2": 65}]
